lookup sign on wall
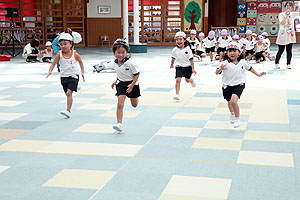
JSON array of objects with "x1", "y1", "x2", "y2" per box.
[{"x1": 184, "y1": 0, "x2": 204, "y2": 31}]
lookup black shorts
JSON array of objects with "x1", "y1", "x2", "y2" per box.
[
  {"x1": 196, "y1": 50, "x2": 205, "y2": 56},
  {"x1": 42, "y1": 57, "x2": 52, "y2": 62},
  {"x1": 222, "y1": 84, "x2": 245, "y2": 102},
  {"x1": 217, "y1": 47, "x2": 226, "y2": 54},
  {"x1": 255, "y1": 51, "x2": 265, "y2": 61},
  {"x1": 116, "y1": 80, "x2": 141, "y2": 98},
  {"x1": 191, "y1": 49, "x2": 196, "y2": 54},
  {"x1": 175, "y1": 66, "x2": 192, "y2": 79},
  {"x1": 60, "y1": 75, "x2": 79, "y2": 93},
  {"x1": 206, "y1": 47, "x2": 215, "y2": 54},
  {"x1": 246, "y1": 49, "x2": 254, "y2": 56}
]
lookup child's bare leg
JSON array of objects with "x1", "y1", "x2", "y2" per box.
[
  {"x1": 130, "y1": 98, "x2": 138, "y2": 108},
  {"x1": 66, "y1": 89, "x2": 73, "y2": 111},
  {"x1": 210, "y1": 52, "x2": 213, "y2": 61},
  {"x1": 230, "y1": 94, "x2": 240, "y2": 119},
  {"x1": 175, "y1": 77, "x2": 182, "y2": 94},
  {"x1": 219, "y1": 52, "x2": 224, "y2": 62},
  {"x1": 117, "y1": 95, "x2": 126, "y2": 123},
  {"x1": 227, "y1": 101, "x2": 234, "y2": 113},
  {"x1": 185, "y1": 77, "x2": 192, "y2": 83},
  {"x1": 46, "y1": 58, "x2": 51, "y2": 63}
]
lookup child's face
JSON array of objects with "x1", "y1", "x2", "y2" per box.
[
  {"x1": 246, "y1": 34, "x2": 251, "y2": 39},
  {"x1": 233, "y1": 39, "x2": 239, "y2": 42},
  {"x1": 176, "y1": 37, "x2": 185, "y2": 48},
  {"x1": 59, "y1": 40, "x2": 72, "y2": 52},
  {"x1": 191, "y1": 34, "x2": 196, "y2": 38},
  {"x1": 46, "y1": 46, "x2": 52, "y2": 50},
  {"x1": 199, "y1": 36, "x2": 204, "y2": 40},
  {"x1": 227, "y1": 49, "x2": 239, "y2": 60},
  {"x1": 114, "y1": 46, "x2": 127, "y2": 62}
]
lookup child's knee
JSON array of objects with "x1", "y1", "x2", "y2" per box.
[
  {"x1": 117, "y1": 103, "x2": 124, "y2": 109},
  {"x1": 176, "y1": 78, "x2": 181, "y2": 83}
]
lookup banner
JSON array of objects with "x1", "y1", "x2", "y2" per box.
[{"x1": 184, "y1": 0, "x2": 204, "y2": 31}]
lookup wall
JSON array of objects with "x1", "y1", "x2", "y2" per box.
[
  {"x1": 208, "y1": 0, "x2": 237, "y2": 28},
  {"x1": 87, "y1": 0, "x2": 121, "y2": 18},
  {"x1": 86, "y1": 0, "x2": 122, "y2": 46}
]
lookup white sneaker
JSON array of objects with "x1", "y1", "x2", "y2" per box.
[
  {"x1": 191, "y1": 76, "x2": 196, "y2": 88},
  {"x1": 275, "y1": 64, "x2": 280, "y2": 69},
  {"x1": 113, "y1": 123, "x2": 122, "y2": 132},
  {"x1": 286, "y1": 64, "x2": 291, "y2": 69},
  {"x1": 230, "y1": 114, "x2": 235, "y2": 124},
  {"x1": 77, "y1": 85, "x2": 81, "y2": 90},
  {"x1": 233, "y1": 120, "x2": 241, "y2": 128},
  {"x1": 60, "y1": 110, "x2": 71, "y2": 118},
  {"x1": 173, "y1": 94, "x2": 180, "y2": 100}
]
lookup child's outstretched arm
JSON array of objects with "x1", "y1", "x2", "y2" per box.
[
  {"x1": 76, "y1": 53, "x2": 85, "y2": 82},
  {"x1": 170, "y1": 57, "x2": 175, "y2": 68},
  {"x1": 46, "y1": 54, "x2": 60, "y2": 78},
  {"x1": 216, "y1": 64, "x2": 227, "y2": 75},
  {"x1": 250, "y1": 67, "x2": 266, "y2": 77}
]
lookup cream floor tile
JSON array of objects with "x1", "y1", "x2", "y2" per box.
[
  {"x1": 184, "y1": 97, "x2": 222, "y2": 108},
  {"x1": 0, "y1": 95, "x2": 9, "y2": 99},
  {"x1": 244, "y1": 130, "x2": 292, "y2": 142},
  {"x1": 16, "y1": 84, "x2": 46, "y2": 88},
  {"x1": 83, "y1": 84, "x2": 113, "y2": 94},
  {"x1": 192, "y1": 137, "x2": 243, "y2": 150},
  {"x1": 0, "y1": 129, "x2": 30, "y2": 139},
  {"x1": 42, "y1": 169, "x2": 116, "y2": 189},
  {"x1": 73, "y1": 123, "x2": 115, "y2": 134},
  {"x1": 214, "y1": 107, "x2": 251, "y2": 115},
  {"x1": 159, "y1": 175, "x2": 231, "y2": 200},
  {"x1": 100, "y1": 93, "x2": 116, "y2": 100},
  {"x1": 59, "y1": 98, "x2": 97, "y2": 104},
  {"x1": 0, "y1": 140, "x2": 53, "y2": 152},
  {"x1": 156, "y1": 127, "x2": 202, "y2": 137},
  {"x1": 204, "y1": 121, "x2": 247, "y2": 130},
  {"x1": 0, "y1": 166, "x2": 10, "y2": 174},
  {"x1": 139, "y1": 93, "x2": 187, "y2": 107},
  {"x1": 237, "y1": 151, "x2": 294, "y2": 167},
  {"x1": 172, "y1": 112, "x2": 211, "y2": 121},
  {"x1": 101, "y1": 110, "x2": 141, "y2": 118},
  {"x1": 43, "y1": 93, "x2": 77, "y2": 98},
  {"x1": 0, "y1": 112, "x2": 27, "y2": 120},
  {"x1": 0, "y1": 100, "x2": 25, "y2": 107},
  {"x1": 38, "y1": 141, "x2": 143, "y2": 157},
  {"x1": 197, "y1": 85, "x2": 222, "y2": 93},
  {"x1": 0, "y1": 87, "x2": 9, "y2": 91},
  {"x1": 217, "y1": 102, "x2": 253, "y2": 109},
  {"x1": 78, "y1": 103, "x2": 115, "y2": 110}
]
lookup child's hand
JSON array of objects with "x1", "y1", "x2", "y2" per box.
[
  {"x1": 170, "y1": 65, "x2": 174, "y2": 69},
  {"x1": 192, "y1": 69, "x2": 197, "y2": 75},
  {"x1": 220, "y1": 64, "x2": 227, "y2": 70},
  {"x1": 259, "y1": 72, "x2": 266, "y2": 77},
  {"x1": 38, "y1": 52, "x2": 41, "y2": 56},
  {"x1": 111, "y1": 82, "x2": 116, "y2": 89},
  {"x1": 126, "y1": 84, "x2": 134, "y2": 93},
  {"x1": 46, "y1": 72, "x2": 51, "y2": 78},
  {"x1": 82, "y1": 74, "x2": 85, "y2": 82}
]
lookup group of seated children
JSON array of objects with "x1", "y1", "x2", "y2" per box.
[
  {"x1": 186, "y1": 29, "x2": 273, "y2": 63},
  {"x1": 22, "y1": 39, "x2": 54, "y2": 63}
]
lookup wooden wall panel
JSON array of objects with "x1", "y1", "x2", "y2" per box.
[
  {"x1": 87, "y1": 18, "x2": 122, "y2": 47},
  {"x1": 208, "y1": 0, "x2": 237, "y2": 29}
]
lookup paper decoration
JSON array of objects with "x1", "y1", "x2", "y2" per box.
[
  {"x1": 247, "y1": 17, "x2": 257, "y2": 25},
  {"x1": 238, "y1": 18, "x2": 247, "y2": 25},
  {"x1": 239, "y1": 25, "x2": 247, "y2": 33},
  {"x1": 247, "y1": 2, "x2": 257, "y2": 10},
  {"x1": 247, "y1": 10, "x2": 257, "y2": 18},
  {"x1": 257, "y1": 2, "x2": 269, "y2": 13},
  {"x1": 238, "y1": 10, "x2": 247, "y2": 18},
  {"x1": 247, "y1": 25, "x2": 257, "y2": 33},
  {"x1": 238, "y1": 3, "x2": 247, "y2": 11}
]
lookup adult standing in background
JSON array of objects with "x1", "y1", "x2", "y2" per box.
[{"x1": 275, "y1": 2, "x2": 300, "y2": 69}]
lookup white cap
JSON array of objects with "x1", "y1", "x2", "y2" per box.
[
  {"x1": 227, "y1": 41, "x2": 241, "y2": 51},
  {"x1": 175, "y1": 31, "x2": 186, "y2": 38},
  {"x1": 245, "y1": 30, "x2": 252, "y2": 35},
  {"x1": 199, "y1": 32, "x2": 205, "y2": 37},
  {"x1": 190, "y1": 30, "x2": 197, "y2": 34},
  {"x1": 72, "y1": 32, "x2": 82, "y2": 44},
  {"x1": 59, "y1": 33, "x2": 73, "y2": 42},
  {"x1": 232, "y1": 35, "x2": 239, "y2": 40},
  {"x1": 45, "y1": 41, "x2": 52, "y2": 46},
  {"x1": 252, "y1": 32, "x2": 257, "y2": 36}
]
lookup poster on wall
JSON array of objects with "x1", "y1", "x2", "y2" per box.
[{"x1": 184, "y1": 0, "x2": 203, "y2": 31}]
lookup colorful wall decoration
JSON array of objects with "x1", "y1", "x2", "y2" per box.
[
  {"x1": 237, "y1": 0, "x2": 281, "y2": 36},
  {"x1": 184, "y1": 0, "x2": 204, "y2": 31}
]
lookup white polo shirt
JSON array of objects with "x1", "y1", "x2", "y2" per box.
[
  {"x1": 217, "y1": 36, "x2": 232, "y2": 48},
  {"x1": 186, "y1": 37, "x2": 200, "y2": 50},
  {"x1": 244, "y1": 38, "x2": 256, "y2": 50},
  {"x1": 197, "y1": 41, "x2": 206, "y2": 52},
  {"x1": 203, "y1": 37, "x2": 216, "y2": 48},
  {"x1": 172, "y1": 46, "x2": 193, "y2": 67},
  {"x1": 263, "y1": 38, "x2": 270, "y2": 53},
  {"x1": 114, "y1": 60, "x2": 139, "y2": 85},
  {"x1": 218, "y1": 60, "x2": 252, "y2": 86}
]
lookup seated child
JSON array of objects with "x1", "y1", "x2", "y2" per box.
[{"x1": 41, "y1": 41, "x2": 54, "y2": 63}]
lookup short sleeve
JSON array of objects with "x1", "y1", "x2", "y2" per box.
[
  {"x1": 171, "y1": 48, "x2": 176, "y2": 59},
  {"x1": 128, "y1": 61, "x2": 139, "y2": 75},
  {"x1": 218, "y1": 61, "x2": 226, "y2": 69},
  {"x1": 187, "y1": 47, "x2": 193, "y2": 59},
  {"x1": 243, "y1": 60, "x2": 251, "y2": 71}
]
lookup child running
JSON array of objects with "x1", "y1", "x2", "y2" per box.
[
  {"x1": 186, "y1": 29, "x2": 200, "y2": 58},
  {"x1": 216, "y1": 29, "x2": 232, "y2": 62},
  {"x1": 196, "y1": 32, "x2": 206, "y2": 61},
  {"x1": 244, "y1": 30, "x2": 256, "y2": 61},
  {"x1": 111, "y1": 39, "x2": 141, "y2": 132},
  {"x1": 170, "y1": 31, "x2": 197, "y2": 101},
  {"x1": 216, "y1": 42, "x2": 266, "y2": 128},
  {"x1": 203, "y1": 30, "x2": 216, "y2": 63},
  {"x1": 46, "y1": 33, "x2": 85, "y2": 118}
]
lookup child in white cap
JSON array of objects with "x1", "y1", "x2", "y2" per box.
[
  {"x1": 196, "y1": 32, "x2": 206, "y2": 61},
  {"x1": 41, "y1": 41, "x2": 54, "y2": 63},
  {"x1": 216, "y1": 42, "x2": 266, "y2": 128},
  {"x1": 46, "y1": 33, "x2": 85, "y2": 118},
  {"x1": 170, "y1": 31, "x2": 197, "y2": 101},
  {"x1": 262, "y1": 32, "x2": 274, "y2": 61},
  {"x1": 244, "y1": 30, "x2": 256, "y2": 61},
  {"x1": 254, "y1": 35, "x2": 267, "y2": 63},
  {"x1": 203, "y1": 30, "x2": 217, "y2": 63},
  {"x1": 216, "y1": 29, "x2": 232, "y2": 62},
  {"x1": 186, "y1": 29, "x2": 200, "y2": 58}
]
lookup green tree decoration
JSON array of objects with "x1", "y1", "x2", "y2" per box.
[{"x1": 184, "y1": 1, "x2": 202, "y2": 30}]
